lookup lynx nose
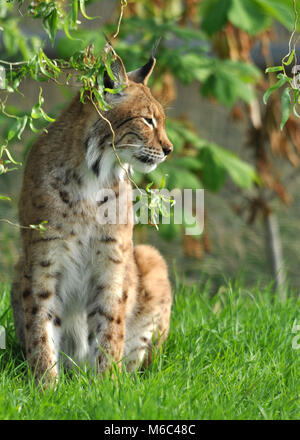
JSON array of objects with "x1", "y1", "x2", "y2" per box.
[{"x1": 163, "y1": 145, "x2": 173, "y2": 156}]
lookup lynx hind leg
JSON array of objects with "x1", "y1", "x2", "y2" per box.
[
  {"x1": 124, "y1": 245, "x2": 172, "y2": 371},
  {"x1": 10, "y1": 259, "x2": 26, "y2": 352}
]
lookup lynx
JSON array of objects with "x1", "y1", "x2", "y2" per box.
[{"x1": 10, "y1": 45, "x2": 173, "y2": 383}]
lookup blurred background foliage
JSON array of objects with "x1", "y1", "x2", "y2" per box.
[{"x1": 1, "y1": 0, "x2": 300, "y2": 293}]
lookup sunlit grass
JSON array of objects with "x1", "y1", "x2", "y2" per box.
[{"x1": 0, "y1": 281, "x2": 300, "y2": 420}]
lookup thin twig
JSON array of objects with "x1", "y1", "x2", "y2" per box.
[
  {"x1": 113, "y1": 0, "x2": 127, "y2": 39},
  {"x1": 0, "y1": 219, "x2": 29, "y2": 229},
  {"x1": 291, "y1": 0, "x2": 298, "y2": 68},
  {"x1": 0, "y1": 60, "x2": 29, "y2": 66},
  {"x1": 0, "y1": 218, "x2": 49, "y2": 232},
  {"x1": 282, "y1": 0, "x2": 299, "y2": 75}
]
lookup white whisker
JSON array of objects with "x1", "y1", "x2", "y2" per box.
[{"x1": 116, "y1": 144, "x2": 143, "y2": 149}]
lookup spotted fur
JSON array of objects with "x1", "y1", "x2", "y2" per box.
[{"x1": 11, "y1": 48, "x2": 172, "y2": 384}]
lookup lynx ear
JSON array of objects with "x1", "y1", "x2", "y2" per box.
[
  {"x1": 128, "y1": 39, "x2": 160, "y2": 85},
  {"x1": 103, "y1": 42, "x2": 128, "y2": 90},
  {"x1": 128, "y1": 56, "x2": 156, "y2": 85}
]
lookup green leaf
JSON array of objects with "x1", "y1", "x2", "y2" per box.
[
  {"x1": 31, "y1": 90, "x2": 55, "y2": 122},
  {"x1": 171, "y1": 157, "x2": 203, "y2": 172},
  {"x1": 3, "y1": 19, "x2": 19, "y2": 56},
  {"x1": 283, "y1": 49, "x2": 295, "y2": 66},
  {"x1": 41, "y1": 51, "x2": 60, "y2": 74},
  {"x1": 39, "y1": 107, "x2": 55, "y2": 122},
  {"x1": 263, "y1": 75, "x2": 290, "y2": 104},
  {"x1": 280, "y1": 87, "x2": 291, "y2": 130},
  {"x1": 201, "y1": 72, "x2": 236, "y2": 106},
  {"x1": 208, "y1": 143, "x2": 259, "y2": 188},
  {"x1": 149, "y1": 162, "x2": 202, "y2": 190},
  {"x1": 200, "y1": 148, "x2": 226, "y2": 191},
  {"x1": 265, "y1": 66, "x2": 284, "y2": 73},
  {"x1": 104, "y1": 85, "x2": 125, "y2": 94},
  {"x1": 145, "y1": 182, "x2": 154, "y2": 192},
  {"x1": 93, "y1": 87, "x2": 110, "y2": 111},
  {"x1": 160, "y1": 175, "x2": 167, "y2": 189},
  {"x1": 255, "y1": 0, "x2": 300, "y2": 32},
  {"x1": 79, "y1": 0, "x2": 100, "y2": 20},
  {"x1": 0, "y1": 195, "x2": 11, "y2": 201},
  {"x1": 222, "y1": 60, "x2": 261, "y2": 82},
  {"x1": 71, "y1": 0, "x2": 79, "y2": 28},
  {"x1": 43, "y1": 8, "x2": 58, "y2": 45},
  {"x1": 37, "y1": 49, "x2": 60, "y2": 81},
  {"x1": 31, "y1": 104, "x2": 42, "y2": 119},
  {"x1": 7, "y1": 118, "x2": 21, "y2": 141},
  {"x1": 33, "y1": 1, "x2": 55, "y2": 18},
  {"x1": 202, "y1": 70, "x2": 254, "y2": 106},
  {"x1": 17, "y1": 116, "x2": 28, "y2": 140},
  {"x1": 64, "y1": 13, "x2": 74, "y2": 40},
  {"x1": 105, "y1": 52, "x2": 117, "y2": 82},
  {"x1": 201, "y1": 0, "x2": 232, "y2": 36},
  {"x1": 228, "y1": 0, "x2": 271, "y2": 35},
  {"x1": 167, "y1": 165, "x2": 202, "y2": 190}
]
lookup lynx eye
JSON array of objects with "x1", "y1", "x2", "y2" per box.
[{"x1": 142, "y1": 117, "x2": 155, "y2": 128}]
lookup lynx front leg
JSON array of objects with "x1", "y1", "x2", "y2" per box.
[
  {"x1": 87, "y1": 289, "x2": 126, "y2": 372},
  {"x1": 87, "y1": 237, "x2": 127, "y2": 372},
  {"x1": 22, "y1": 252, "x2": 63, "y2": 384}
]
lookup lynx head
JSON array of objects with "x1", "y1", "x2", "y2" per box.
[{"x1": 85, "y1": 44, "x2": 173, "y2": 186}]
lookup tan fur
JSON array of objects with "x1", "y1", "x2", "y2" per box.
[{"x1": 11, "y1": 52, "x2": 172, "y2": 384}]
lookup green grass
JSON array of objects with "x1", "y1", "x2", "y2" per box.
[{"x1": 0, "y1": 281, "x2": 300, "y2": 420}]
